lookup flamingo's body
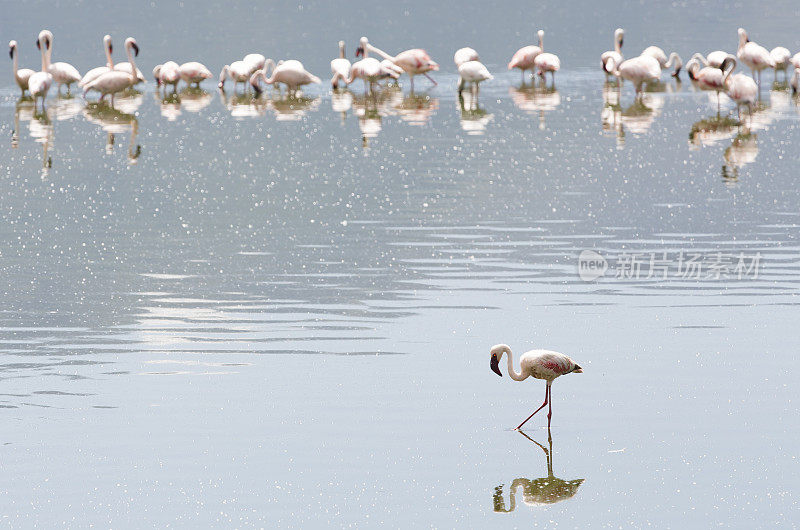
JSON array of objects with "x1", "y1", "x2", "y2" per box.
[
  {"x1": 330, "y1": 41, "x2": 351, "y2": 88},
  {"x1": 29, "y1": 32, "x2": 53, "y2": 110},
  {"x1": 606, "y1": 55, "x2": 661, "y2": 97},
  {"x1": 641, "y1": 45, "x2": 682, "y2": 77},
  {"x1": 218, "y1": 60, "x2": 252, "y2": 91},
  {"x1": 687, "y1": 51, "x2": 727, "y2": 80},
  {"x1": 8, "y1": 40, "x2": 35, "y2": 95},
  {"x1": 179, "y1": 62, "x2": 212, "y2": 87},
  {"x1": 534, "y1": 52, "x2": 560, "y2": 85},
  {"x1": 727, "y1": 73, "x2": 758, "y2": 119},
  {"x1": 687, "y1": 55, "x2": 735, "y2": 113},
  {"x1": 490, "y1": 344, "x2": 583, "y2": 430},
  {"x1": 79, "y1": 35, "x2": 114, "y2": 88},
  {"x1": 770, "y1": 46, "x2": 791, "y2": 78},
  {"x1": 509, "y1": 30, "x2": 544, "y2": 82},
  {"x1": 737, "y1": 28, "x2": 774, "y2": 91},
  {"x1": 362, "y1": 37, "x2": 439, "y2": 90},
  {"x1": 791, "y1": 52, "x2": 800, "y2": 69},
  {"x1": 457, "y1": 60, "x2": 492, "y2": 93},
  {"x1": 113, "y1": 59, "x2": 145, "y2": 85},
  {"x1": 251, "y1": 59, "x2": 321, "y2": 94},
  {"x1": 601, "y1": 28, "x2": 624, "y2": 77},
  {"x1": 454, "y1": 47, "x2": 479, "y2": 68},
  {"x1": 154, "y1": 61, "x2": 180, "y2": 91},
  {"x1": 83, "y1": 37, "x2": 141, "y2": 105},
  {"x1": 243, "y1": 53, "x2": 266, "y2": 74}
]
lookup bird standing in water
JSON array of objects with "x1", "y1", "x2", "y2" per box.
[{"x1": 490, "y1": 344, "x2": 583, "y2": 430}]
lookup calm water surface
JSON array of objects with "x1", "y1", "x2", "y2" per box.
[{"x1": 1, "y1": 1, "x2": 799, "y2": 527}]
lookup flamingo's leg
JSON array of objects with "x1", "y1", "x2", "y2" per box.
[
  {"x1": 547, "y1": 385, "x2": 553, "y2": 429},
  {"x1": 516, "y1": 383, "x2": 550, "y2": 431},
  {"x1": 424, "y1": 72, "x2": 437, "y2": 86}
]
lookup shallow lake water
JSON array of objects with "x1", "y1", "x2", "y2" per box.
[{"x1": 1, "y1": 1, "x2": 800, "y2": 527}]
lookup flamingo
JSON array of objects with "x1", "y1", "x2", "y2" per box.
[
  {"x1": 509, "y1": 30, "x2": 544, "y2": 83},
  {"x1": 792, "y1": 52, "x2": 800, "y2": 69},
  {"x1": 457, "y1": 60, "x2": 493, "y2": 94},
  {"x1": 791, "y1": 68, "x2": 800, "y2": 94},
  {"x1": 454, "y1": 47, "x2": 479, "y2": 68},
  {"x1": 641, "y1": 45, "x2": 682, "y2": 77},
  {"x1": 330, "y1": 40, "x2": 351, "y2": 88},
  {"x1": 218, "y1": 60, "x2": 252, "y2": 92},
  {"x1": 534, "y1": 53, "x2": 560, "y2": 86},
  {"x1": 178, "y1": 62, "x2": 212, "y2": 88},
  {"x1": 113, "y1": 37, "x2": 146, "y2": 85},
  {"x1": 490, "y1": 344, "x2": 583, "y2": 430},
  {"x1": 737, "y1": 28, "x2": 774, "y2": 92},
  {"x1": 686, "y1": 55, "x2": 736, "y2": 113},
  {"x1": 8, "y1": 41, "x2": 35, "y2": 95},
  {"x1": 726, "y1": 72, "x2": 758, "y2": 121},
  {"x1": 153, "y1": 61, "x2": 180, "y2": 92},
  {"x1": 79, "y1": 35, "x2": 114, "y2": 88},
  {"x1": 38, "y1": 30, "x2": 81, "y2": 94},
  {"x1": 605, "y1": 55, "x2": 661, "y2": 99},
  {"x1": 601, "y1": 28, "x2": 624, "y2": 78},
  {"x1": 380, "y1": 59, "x2": 403, "y2": 78},
  {"x1": 243, "y1": 53, "x2": 266, "y2": 74},
  {"x1": 690, "y1": 50, "x2": 728, "y2": 72},
  {"x1": 770, "y1": 46, "x2": 791, "y2": 79},
  {"x1": 360, "y1": 37, "x2": 439, "y2": 91},
  {"x1": 250, "y1": 59, "x2": 321, "y2": 95},
  {"x1": 348, "y1": 37, "x2": 400, "y2": 94},
  {"x1": 28, "y1": 31, "x2": 53, "y2": 111},
  {"x1": 83, "y1": 37, "x2": 141, "y2": 106}
]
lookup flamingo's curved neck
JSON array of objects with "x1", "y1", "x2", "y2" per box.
[
  {"x1": 505, "y1": 349, "x2": 528, "y2": 381},
  {"x1": 339, "y1": 42, "x2": 345, "y2": 59},
  {"x1": 722, "y1": 58, "x2": 736, "y2": 85},
  {"x1": 367, "y1": 43, "x2": 393, "y2": 62},
  {"x1": 614, "y1": 35, "x2": 621, "y2": 54},
  {"x1": 538, "y1": 33, "x2": 544, "y2": 51},
  {"x1": 106, "y1": 39, "x2": 114, "y2": 68},
  {"x1": 39, "y1": 38, "x2": 49, "y2": 72},
  {"x1": 11, "y1": 46, "x2": 19, "y2": 81},
  {"x1": 125, "y1": 42, "x2": 137, "y2": 76}
]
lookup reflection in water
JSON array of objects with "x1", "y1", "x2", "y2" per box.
[
  {"x1": 388, "y1": 88, "x2": 438, "y2": 126},
  {"x1": 331, "y1": 88, "x2": 353, "y2": 123},
  {"x1": 28, "y1": 107, "x2": 55, "y2": 176},
  {"x1": 269, "y1": 94, "x2": 321, "y2": 121},
  {"x1": 688, "y1": 115, "x2": 739, "y2": 148},
  {"x1": 12, "y1": 97, "x2": 35, "y2": 149},
  {"x1": 83, "y1": 102, "x2": 141, "y2": 163},
  {"x1": 493, "y1": 431, "x2": 584, "y2": 512},
  {"x1": 458, "y1": 91, "x2": 492, "y2": 135},
  {"x1": 51, "y1": 96, "x2": 84, "y2": 121},
  {"x1": 601, "y1": 81, "x2": 624, "y2": 148},
  {"x1": 155, "y1": 92, "x2": 182, "y2": 121},
  {"x1": 509, "y1": 85, "x2": 560, "y2": 129},
  {"x1": 219, "y1": 89, "x2": 266, "y2": 118},
  {"x1": 179, "y1": 87, "x2": 213, "y2": 113},
  {"x1": 722, "y1": 130, "x2": 758, "y2": 185}
]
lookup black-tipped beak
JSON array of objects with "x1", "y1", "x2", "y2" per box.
[
  {"x1": 356, "y1": 46, "x2": 364, "y2": 58},
  {"x1": 8, "y1": 48, "x2": 13, "y2": 59},
  {"x1": 572, "y1": 364, "x2": 583, "y2": 373},
  {"x1": 490, "y1": 355, "x2": 502, "y2": 377},
  {"x1": 36, "y1": 39, "x2": 40, "y2": 50},
  {"x1": 109, "y1": 43, "x2": 113, "y2": 54},
  {"x1": 672, "y1": 66, "x2": 681, "y2": 78},
  {"x1": 619, "y1": 37, "x2": 624, "y2": 48},
  {"x1": 132, "y1": 42, "x2": 139, "y2": 57}
]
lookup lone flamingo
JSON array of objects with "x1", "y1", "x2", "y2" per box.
[{"x1": 490, "y1": 344, "x2": 583, "y2": 430}]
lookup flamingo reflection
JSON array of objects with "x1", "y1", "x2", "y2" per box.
[
  {"x1": 509, "y1": 85, "x2": 560, "y2": 129},
  {"x1": 722, "y1": 130, "x2": 758, "y2": 185},
  {"x1": 458, "y1": 91, "x2": 492, "y2": 135},
  {"x1": 83, "y1": 102, "x2": 141, "y2": 163},
  {"x1": 493, "y1": 431, "x2": 584, "y2": 512}
]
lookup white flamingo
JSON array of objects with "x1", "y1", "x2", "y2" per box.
[
  {"x1": 360, "y1": 37, "x2": 439, "y2": 91},
  {"x1": 490, "y1": 344, "x2": 583, "y2": 430},
  {"x1": 687, "y1": 50, "x2": 728, "y2": 80},
  {"x1": 726, "y1": 72, "x2": 758, "y2": 121},
  {"x1": 534, "y1": 34, "x2": 561, "y2": 88},
  {"x1": 641, "y1": 45, "x2": 682, "y2": 77},
  {"x1": 218, "y1": 60, "x2": 252, "y2": 92},
  {"x1": 770, "y1": 46, "x2": 791, "y2": 79},
  {"x1": 250, "y1": 59, "x2": 321, "y2": 95},
  {"x1": 792, "y1": 52, "x2": 800, "y2": 69},
  {"x1": 454, "y1": 47, "x2": 479, "y2": 68},
  {"x1": 509, "y1": 30, "x2": 544, "y2": 83},
  {"x1": 601, "y1": 28, "x2": 624, "y2": 77},
  {"x1": 457, "y1": 60, "x2": 493, "y2": 94},
  {"x1": 39, "y1": 30, "x2": 81, "y2": 94},
  {"x1": 605, "y1": 55, "x2": 661, "y2": 99},
  {"x1": 686, "y1": 55, "x2": 736, "y2": 113},
  {"x1": 737, "y1": 28, "x2": 774, "y2": 92},
  {"x1": 178, "y1": 62, "x2": 212, "y2": 88},
  {"x1": 153, "y1": 61, "x2": 180, "y2": 92},
  {"x1": 113, "y1": 37, "x2": 146, "y2": 85},
  {"x1": 8, "y1": 40, "x2": 35, "y2": 95},
  {"x1": 243, "y1": 53, "x2": 266, "y2": 74},
  {"x1": 330, "y1": 40, "x2": 351, "y2": 88},
  {"x1": 83, "y1": 37, "x2": 141, "y2": 106},
  {"x1": 347, "y1": 37, "x2": 400, "y2": 94},
  {"x1": 28, "y1": 32, "x2": 53, "y2": 111},
  {"x1": 79, "y1": 35, "x2": 114, "y2": 88}
]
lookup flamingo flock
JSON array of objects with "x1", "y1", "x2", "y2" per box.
[{"x1": 8, "y1": 26, "x2": 798, "y2": 126}]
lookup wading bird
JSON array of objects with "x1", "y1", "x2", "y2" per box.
[
  {"x1": 83, "y1": 37, "x2": 141, "y2": 106},
  {"x1": 330, "y1": 40, "x2": 351, "y2": 88},
  {"x1": 29, "y1": 31, "x2": 53, "y2": 110},
  {"x1": 40, "y1": 30, "x2": 81, "y2": 94},
  {"x1": 601, "y1": 28, "x2": 624, "y2": 78},
  {"x1": 454, "y1": 47, "x2": 479, "y2": 68},
  {"x1": 348, "y1": 37, "x2": 400, "y2": 94},
  {"x1": 737, "y1": 28, "x2": 774, "y2": 92},
  {"x1": 605, "y1": 54, "x2": 661, "y2": 99},
  {"x1": 641, "y1": 45, "x2": 682, "y2": 77},
  {"x1": 8, "y1": 40, "x2": 35, "y2": 95},
  {"x1": 80, "y1": 35, "x2": 114, "y2": 88},
  {"x1": 250, "y1": 59, "x2": 321, "y2": 95},
  {"x1": 490, "y1": 344, "x2": 583, "y2": 430},
  {"x1": 360, "y1": 37, "x2": 439, "y2": 91},
  {"x1": 178, "y1": 62, "x2": 212, "y2": 88},
  {"x1": 509, "y1": 29, "x2": 543, "y2": 83}
]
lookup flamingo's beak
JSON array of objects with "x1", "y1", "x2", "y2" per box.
[
  {"x1": 572, "y1": 365, "x2": 583, "y2": 373},
  {"x1": 109, "y1": 43, "x2": 113, "y2": 54},
  {"x1": 490, "y1": 355, "x2": 502, "y2": 377},
  {"x1": 131, "y1": 42, "x2": 139, "y2": 57},
  {"x1": 355, "y1": 46, "x2": 364, "y2": 58},
  {"x1": 620, "y1": 37, "x2": 624, "y2": 48}
]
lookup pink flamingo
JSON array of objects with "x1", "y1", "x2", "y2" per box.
[
  {"x1": 737, "y1": 28, "x2": 774, "y2": 93},
  {"x1": 601, "y1": 28, "x2": 624, "y2": 78},
  {"x1": 360, "y1": 37, "x2": 439, "y2": 91},
  {"x1": 509, "y1": 30, "x2": 544, "y2": 83},
  {"x1": 490, "y1": 344, "x2": 583, "y2": 430}
]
